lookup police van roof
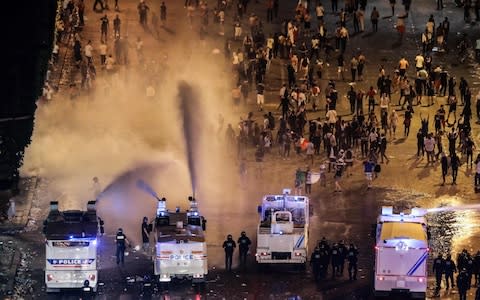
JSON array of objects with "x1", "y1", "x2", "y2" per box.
[
  {"x1": 155, "y1": 212, "x2": 205, "y2": 242},
  {"x1": 44, "y1": 210, "x2": 98, "y2": 240},
  {"x1": 380, "y1": 222, "x2": 427, "y2": 242}
]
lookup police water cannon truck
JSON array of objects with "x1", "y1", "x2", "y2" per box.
[
  {"x1": 374, "y1": 206, "x2": 429, "y2": 299},
  {"x1": 43, "y1": 201, "x2": 104, "y2": 292},
  {"x1": 256, "y1": 189, "x2": 309, "y2": 265},
  {"x1": 153, "y1": 196, "x2": 207, "y2": 283}
]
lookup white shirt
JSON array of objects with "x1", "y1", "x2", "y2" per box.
[
  {"x1": 415, "y1": 55, "x2": 424, "y2": 68},
  {"x1": 85, "y1": 44, "x2": 93, "y2": 57},
  {"x1": 316, "y1": 5, "x2": 324, "y2": 17},
  {"x1": 99, "y1": 43, "x2": 107, "y2": 55},
  {"x1": 424, "y1": 137, "x2": 435, "y2": 152},
  {"x1": 326, "y1": 110, "x2": 337, "y2": 124}
]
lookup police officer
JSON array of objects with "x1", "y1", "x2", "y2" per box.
[
  {"x1": 457, "y1": 268, "x2": 470, "y2": 300},
  {"x1": 310, "y1": 246, "x2": 322, "y2": 283},
  {"x1": 473, "y1": 251, "x2": 480, "y2": 286},
  {"x1": 330, "y1": 243, "x2": 341, "y2": 278},
  {"x1": 346, "y1": 243, "x2": 359, "y2": 281},
  {"x1": 237, "y1": 231, "x2": 251, "y2": 268},
  {"x1": 466, "y1": 252, "x2": 474, "y2": 289},
  {"x1": 115, "y1": 228, "x2": 131, "y2": 266},
  {"x1": 222, "y1": 234, "x2": 236, "y2": 271},
  {"x1": 141, "y1": 216, "x2": 151, "y2": 253},
  {"x1": 337, "y1": 240, "x2": 347, "y2": 276},
  {"x1": 319, "y1": 242, "x2": 330, "y2": 279},
  {"x1": 444, "y1": 254, "x2": 457, "y2": 289},
  {"x1": 433, "y1": 253, "x2": 445, "y2": 294}
]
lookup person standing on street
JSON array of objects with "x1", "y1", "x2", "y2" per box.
[
  {"x1": 347, "y1": 243, "x2": 359, "y2": 280},
  {"x1": 160, "y1": 2, "x2": 167, "y2": 26},
  {"x1": 223, "y1": 234, "x2": 236, "y2": 271},
  {"x1": 444, "y1": 254, "x2": 457, "y2": 289},
  {"x1": 113, "y1": 14, "x2": 121, "y2": 38},
  {"x1": 370, "y1": 7, "x2": 379, "y2": 32},
  {"x1": 440, "y1": 152, "x2": 449, "y2": 185},
  {"x1": 457, "y1": 268, "x2": 470, "y2": 300},
  {"x1": 100, "y1": 14, "x2": 109, "y2": 42},
  {"x1": 138, "y1": 0, "x2": 150, "y2": 27},
  {"x1": 7, "y1": 198, "x2": 15, "y2": 221},
  {"x1": 311, "y1": 246, "x2": 322, "y2": 282},
  {"x1": 451, "y1": 152, "x2": 460, "y2": 185},
  {"x1": 115, "y1": 228, "x2": 131, "y2": 266},
  {"x1": 141, "y1": 217, "x2": 151, "y2": 253},
  {"x1": 433, "y1": 253, "x2": 445, "y2": 295},
  {"x1": 237, "y1": 231, "x2": 251, "y2": 268}
]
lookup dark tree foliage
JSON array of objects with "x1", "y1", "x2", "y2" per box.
[{"x1": 1, "y1": 0, "x2": 57, "y2": 191}]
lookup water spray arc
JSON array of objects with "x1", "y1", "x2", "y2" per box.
[{"x1": 178, "y1": 81, "x2": 203, "y2": 199}]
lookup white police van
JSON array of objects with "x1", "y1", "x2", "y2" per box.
[
  {"x1": 43, "y1": 201, "x2": 103, "y2": 292},
  {"x1": 374, "y1": 206, "x2": 429, "y2": 299},
  {"x1": 153, "y1": 197, "x2": 207, "y2": 284},
  {"x1": 256, "y1": 189, "x2": 309, "y2": 265}
]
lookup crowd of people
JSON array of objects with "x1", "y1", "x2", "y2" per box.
[
  {"x1": 37, "y1": 0, "x2": 480, "y2": 296},
  {"x1": 433, "y1": 249, "x2": 480, "y2": 299}
]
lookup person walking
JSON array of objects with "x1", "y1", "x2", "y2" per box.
[
  {"x1": 113, "y1": 14, "x2": 121, "y2": 38},
  {"x1": 444, "y1": 254, "x2": 457, "y2": 289},
  {"x1": 440, "y1": 152, "x2": 449, "y2": 185},
  {"x1": 451, "y1": 152, "x2": 460, "y2": 185},
  {"x1": 237, "y1": 231, "x2": 251, "y2": 268},
  {"x1": 346, "y1": 243, "x2": 359, "y2": 280},
  {"x1": 115, "y1": 228, "x2": 131, "y2": 266},
  {"x1": 310, "y1": 246, "x2": 322, "y2": 283},
  {"x1": 457, "y1": 268, "x2": 470, "y2": 300},
  {"x1": 433, "y1": 253, "x2": 445, "y2": 295},
  {"x1": 475, "y1": 154, "x2": 480, "y2": 189},
  {"x1": 100, "y1": 14, "x2": 109, "y2": 42},
  {"x1": 138, "y1": 0, "x2": 150, "y2": 27},
  {"x1": 223, "y1": 234, "x2": 236, "y2": 271},
  {"x1": 370, "y1": 7, "x2": 380, "y2": 32},
  {"x1": 7, "y1": 198, "x2": 15, "y2": 221},
  {"x1": 160, "y1": 2, "x2": 167, "y2": 26}
]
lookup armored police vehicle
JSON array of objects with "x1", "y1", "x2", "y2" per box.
[
  {"x1": 43, "y1": 201, "x2": 103, "y2": 292},
  {"x1": 153, "y1": 197, "x2": 207, "y2": 284},
  {"x1": 256, "y1": 189, "x2": 309, "y2": 265},
  {"x1": 374, "y1": 206, "x2": 429, "y2": 299}
]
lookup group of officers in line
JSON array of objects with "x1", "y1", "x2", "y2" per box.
[{"x1": 222, "y1": 233, "x2": 359, "y2": 283}]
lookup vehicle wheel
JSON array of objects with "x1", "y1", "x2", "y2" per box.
[
  {"x1": 194, "y1": 282, "x2": 206, "y2": 294},
  {"x1": 158, "y1": 281, "x2": 170, "y2": 292}
]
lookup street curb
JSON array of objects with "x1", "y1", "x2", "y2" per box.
[
  {"x1": 3, "y1": 246, "x2": 21, "y2": 297},
  {"x1": 23, "y1": 177, "x2": 39, "y2": 228}
]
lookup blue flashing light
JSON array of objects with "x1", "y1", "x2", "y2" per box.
[
  {"x1": 92, "y1": 239, "x2": 97, "y2": 246},
  {"x1": 69, "y1": 235, "x2": 74, "y2": 239},
  {"x1": 194, "y1": 212, "x2": 198, "y2": 216}
]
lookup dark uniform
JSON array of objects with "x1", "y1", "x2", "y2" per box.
[
  {"x1": 337, "y1": 241, "x2": 347, "y2": 275},
  {"x1": 473, "y1": 251, "x2": 480, "y2": 286},
  {"x1": 141, "y1": 217, "x2": 150, "y2": 252},
  {"x1": 346, "y1": 244, "x2": 359, "y2": 280},
  {"x1": 310, "y1": 247, "x2": 322, "y2": 283},
  {"x1": 457, "y1": 269, "x2": 469, "y2": 300},
  {"x1": 465, "y1": 254, "x2": 474, "y2": 289},
  {"x1": 237, "y1": 232, "x2": 251, "y2": 268},
  {"x1": 433, "y1": 254, "x2": 445, "y2": 293},
  {"x1": 222, "y1": 235, "x2": 236, "y2": 271},
  {"x1": 330, "y1": 243, "x2": 341, "y2": 278},
  {"x1": 444, "y1": 254, "x2": 457, "y2": 289},
  {"x1": 115, "y1": 228, "x2": 129, "y2": 265}
]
